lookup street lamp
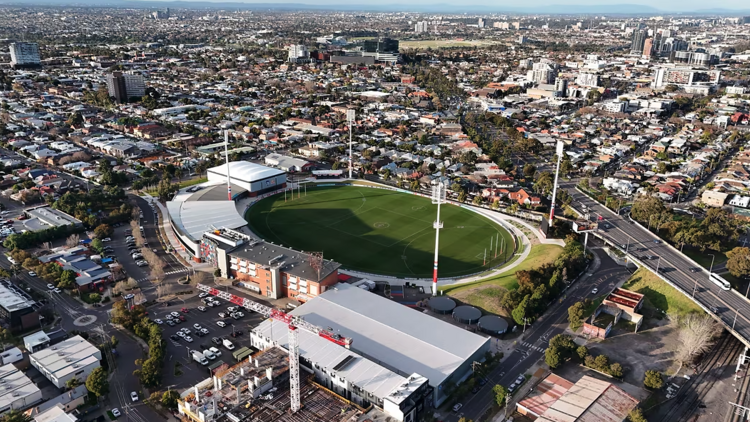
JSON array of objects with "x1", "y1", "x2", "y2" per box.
[
  {"x1": 430, "y1": 180, "x2": 447, "y2": 297},
  {"x1": 708, "y1": 254, "x2": 716, "y2": 276},
  {"x1": 655, "y1": 256, "x2": 662, "y2": 273}
]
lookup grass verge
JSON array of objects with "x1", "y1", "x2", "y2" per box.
[
  {"x1": 621, "y1": 267, "x2": 703, "y2": 318},
  {"x1": 145, "y1": 177, "x2": 207, "y2": 195},
  {"x1": 443, "y1": 244, "x2": 563, "y2": 315},
  {"x1": 681, "y1": 247, "x2": 727, "y2": 269}
]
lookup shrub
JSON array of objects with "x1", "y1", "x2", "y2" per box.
[{"x1": 644, "y1": 370, "x2": 664, "y2": 389}]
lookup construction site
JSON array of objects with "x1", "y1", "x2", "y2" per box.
[{"x1": 177, "y1": 346, "x2": 366, "y2": 422}]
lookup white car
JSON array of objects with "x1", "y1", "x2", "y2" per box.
[
  {"x1": 591, "y1": 288, "x2": 599, "y2": 295},
  {"x1": 130, "y1": 391, "x2": 138, "y2": 402},
  {"x1": 54, "y1": 288, "x2": 62, "y2": 293},
  {"x1": 227, "y1": 306, "x2": 237, "y2": 312},
  {"x1": 193, "y1": 324, "x2": 202, "y2": 330},
  {"x1": 154, "y1": 319, "x2": 163, "y2": 325},
  {"x1": 171, "y1": 312, "x2": 180, "y2": 318},
  {"x1": 209, "y1": 347, "x2": 221, "y2": 357},
  {"x1": 46, "y1": 284, "x2": 55, "y2": 290},
  {"x1": 453, "y1": 403, "x2": 463, "y2": 412},
  {"x1": 199, "y1": 292, "x2": 208, "y2": 298},
  {"x1": 218, "y1": 312, "x2": 227, "y2": 318},
  {"x1": 200, "y1": 328, "x2": 209, "y2": 335},
  {"x1": 184, "y1": 336, "x2": 193, "y2": 342},
  {"x1": 112, "y1": 408, "x2": 121, "y2": 418},
  {"x1": 28, "y1": 271, "x2": 36, "y2": 277},
  {"x1": 102, "y1": 238, "x2": 111, "y2": 242},
  {"x1": 136, "y1": 260, "x2": 148, "y2": 267},
  {"x1": 217, "y1": 321, "x2": 226, "y2": 328},
  {"x1": 177, "y1": 331, "x2": 186, "y2": 338},
  {"x1": 198, "y1": 306, "x2": 206, "y2": 312},
  {"x1": 124, "y1": 294, "x2": 135, "y2": 300}
]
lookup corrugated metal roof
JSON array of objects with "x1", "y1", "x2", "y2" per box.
[
  {"x1": 166, "y1": 200, "x2": 247, "y2": 242},
  {"x1": 536, "y1": 375, "x2": 638, "y2": 422},
  {"x1": 289, "y1": 283, "x2": 490, "y2": 389}
]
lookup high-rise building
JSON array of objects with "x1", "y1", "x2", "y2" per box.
[
  {"x1": 363, "y1": 38, "x2": 399, "y2": 54},
  {"x1": 414, "y1": 21, "x2": 429, "y2": 33},
  {"x1": 576, "y1": 73, "x2": 600, "y2": 87},
  {"x1": 478, "y1": 18, "x2": 485, "y2": 28},
  {"x1": 651, "y1": 67, "x2": 721, "y2": 88},
  {"x1": 554, "y1": 78, "x2": 568, "y2": 97},
  {"x1": 288, "y1": 44, "x2": 309, "y2": 62},
  {"x1": 642, "y1": 38, "x2": 654, "y2": 58},
  {"x1": 527, "y1": 62, "x2": 557, "y2": 84},
  {"x1": 9, "y1": 42, "x2": 41, "y2": 69},
  {"x1": 630, "y1": 30, "x2": 648, "y2": 54},
  {"x1": 106, "y1": 71, "x2": 145, "y2": 103}
]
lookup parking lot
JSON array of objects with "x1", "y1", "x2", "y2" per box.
[{"x1": 151, "y1": 292, "x2": 265, "y2": 388}]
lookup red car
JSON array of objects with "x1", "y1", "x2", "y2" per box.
[
  {"x1": 181, "y1": 307, "x2": 189, "y2": 313},
  {"x1": 178, "y1": 315, "x2": 186, "y2": 321}
]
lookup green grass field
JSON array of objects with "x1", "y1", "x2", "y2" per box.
[
  {"x1": 622, "y1": 267, "x2": 703, "y2": 318},
  {"x1": 245, "y1": 186, "x2": 515, "y2": 278}
]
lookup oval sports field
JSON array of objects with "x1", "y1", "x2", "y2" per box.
[{"x1": 245, "y1": 186, "x2": 515, "y2": 278}]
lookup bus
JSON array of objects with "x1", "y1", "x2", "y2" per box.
[
  {"x1": 709, "y1": 273, "x2": 731, "y2": 291},
  {"x1": 312, "y1": 169, "x2": 344, "y2": 179}
]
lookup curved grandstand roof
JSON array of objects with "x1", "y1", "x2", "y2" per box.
[
  {"x1": 207, "y1": 161, "x2": 284, "y2": 183},
  {"x1": 166, "y1": 201, "x2": 248, "y2": 242}
]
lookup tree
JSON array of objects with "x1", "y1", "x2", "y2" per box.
[
  {"x1": 86, "y1": 367, "x2": 109, "y2": 398},
  {"x1": 672, "y1": 313, "x2": 720, "y2": 372},
  {"x1": 512, "y1": 297, "x2": 530, "y2": 325},
  {"x1": 0, "y1": 410, "x2": 32, "y2": 422},
  {"x1": 457, "y1": 190, "x2": 467, "y2": 203},
  {"x1": 522, "y1": 164, "x2": 536, "y2": 178},
  {"x1": 91, "y1": 239, "x2": 104, "y2": 254},
  {"x1": 545, "y1": 346, "x2": 562, "y2": 369},
  {"x1": 628, "y1": 407, "x2": 648, "y2": 422},
  {"x1": 609, "y1": 362, "x2": 623, "y2": 378},
  {"x1": 66, "y1": 377, "x2": 82, "y2": 390},
  {"x1": 58, "y1": 269, "x2": 77, "y2": 289},
  {"x1": 161, "y1": 390, "x2": 180, "y2": 409},
  {"x1": 576, "y1": 345, "x2": 589, "y2": 360},
  {"x1": 472, "y1": 195, "x2": 482, "y2": 205},
  {"x1": 94, "y1": 224, "x2": 113, "y2": 239},
  {"x1": 66, "y1": 234, "x2": 80, "y2": 248},
  {"x1": 492, "y1": 384, "x2": 508, "y2": 407},
  {"x1": 643, "y1": 370, "x2": 664, "y2": 389},
  {"x1": 568, "y1": 301, "x2": 586, "y2": 331},
  {"x1": 593, "y1": 354, "x2": 609, "y2": 371},
  {"x1": 726, "y1": 247, "x2": 750, "y2": 278}
]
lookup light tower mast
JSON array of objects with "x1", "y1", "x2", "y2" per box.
[
  {"x1": 431, "y1": 180, "x2": 447, "y2": 296},
  {"x1": 224, "y1": 130, "x2": 232, "y2": 201},
  {"x1": 347, "y1": 109, "x2": 355, "y2": 179},
  {"x1": 549, "y1": 140, "x2": 564, "y2": 227}
]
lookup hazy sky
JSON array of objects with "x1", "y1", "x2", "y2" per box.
[{"x1": 166, "y1": 0, "x2": 749, "y2": 11}]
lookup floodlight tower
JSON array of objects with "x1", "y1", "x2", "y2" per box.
[
  {"x1": 224, "y1": 130, "x2": 232, "y2": 201},
  {"x1": 431, "y1": 180, "x2": 447, "y2": 296},
  {"x1": 549, "y1": 140, "x2": 564, "y2": 227},
  {"x1": 347, "y1": 109, "x2": 356, "y2": 179}
]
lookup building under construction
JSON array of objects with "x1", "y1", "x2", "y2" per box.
[{"x1": 177, "y1": 346, "x2": 365, "y2": 422}]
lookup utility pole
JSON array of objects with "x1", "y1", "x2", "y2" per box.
[{"x1": 347, "y1": 109, "x2": 355, "y2": 179}]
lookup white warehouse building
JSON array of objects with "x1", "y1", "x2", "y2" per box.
[
  {"x1": 250, "y1": 283, "x2": 490, "y2": 419},
  {"x1": 29, "y1": 335, "x2": 101, "y2": 389},
  {"x1": 206, "y1": 161, "x2": 286, "y2": 197}
]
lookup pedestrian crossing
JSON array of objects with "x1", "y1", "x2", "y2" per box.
[
  {"x1": 136, "y1": 268, "x2": 189, "y2": 283},
  {"x1": 520, "y1": 342, "x2": 545, "y2": 353}
]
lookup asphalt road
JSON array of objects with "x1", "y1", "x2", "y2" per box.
[
  {"x1": 447, "y1": 250, "x2": 630, "y2": 422},
  {"x1": 563, "y1": 180, "x2": 750, "y2": 347}
]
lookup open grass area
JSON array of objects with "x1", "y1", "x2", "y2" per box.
[
  {"x1": 622, "y1": 267, "x2": 703, "y2": 318},
  {"x1": 246, "y1": 186, "x2": 514, "y2": 278},
  {"x1": 443, "y1": 244, "x2": 564, "y2": 316},
  {"x1": 682, "y1": 247, "x2": 727, "y2": 269},
  {"x1": 399, "y1": 39, "x2": 503, "y2": 49}
]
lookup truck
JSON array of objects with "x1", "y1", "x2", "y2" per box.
[
  {"x1": 192, "y1": 350, "x2": 208, "y2": 365},
  {"x1": 203, "y1": 349, "x2": 216, "y2": 360},
  {"x1": 222, "y1": 339, "x2": 235, "y2": 350}
]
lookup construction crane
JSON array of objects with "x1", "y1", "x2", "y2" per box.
[{"x1": 195, "y1": 283, "x2": 353, "y2": 413}]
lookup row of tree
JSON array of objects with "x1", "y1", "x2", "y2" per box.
[{"x1": 110, "y1": 302, "x2": 165, "y2": 387}]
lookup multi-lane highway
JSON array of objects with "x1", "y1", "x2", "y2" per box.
[{"x1": 564, "y1": 181, "x2": 750, "y2": 347}]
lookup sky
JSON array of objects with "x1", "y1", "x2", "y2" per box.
[{"x1": 160, "y1": 0, "x2": 750, "y2": 11}]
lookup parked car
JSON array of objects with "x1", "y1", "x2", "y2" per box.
[
  {"x1": 181, "y1": 307, "x2": 189, "y2": 313},
  {"x1": 211, "y1": 337, "x2": 222, "y2": 345},
  {"x1": 198, "y1": 306, "x2": 206, "y2": 312},
  {"x1": 453, "y1": 403, "x2": 463, "y2": 412},
  {"x1": 112, "y1": 409, "x2": 121, "y2": 418},
  {"x1": 130, "y1": 392, "x2": 138, "y2": 402},
  {"x1": 28, "y1": 271, "x2": 36, "y2": 277},
  {"x1": 217, "y1": 321, "x2": 226, "y2": 328},
  {"x1": 171, "y1": 312, "x2": 180, "y2": 318},
  {"x1": 170, "y1": 334, "x2": 179, "y2": 341},
  {"x1": 46, "y1": 284, "x2": 55, "y2": 290}
]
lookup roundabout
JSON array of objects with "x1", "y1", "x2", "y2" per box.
[{"x1": 246, "y1": 185, "x2": 515, "y2": 278}]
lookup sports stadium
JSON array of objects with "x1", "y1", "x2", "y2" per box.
[{"x1": 246, "y1": 184, "x2": 515, "y2": 278}]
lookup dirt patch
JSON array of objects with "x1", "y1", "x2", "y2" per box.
[
  {"x1": 579, "y1": 318, "x2": 679, "y2": 386},
  {"x1": 510, "y1": 221, "x2": 540, "y2": 246}
]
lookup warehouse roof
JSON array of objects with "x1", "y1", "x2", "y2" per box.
[
  {"x1": 30, "y1": 335, "x2": 101, "y2": 381},
  {"x1": 0, "y1": 363, "x2": 42, "y2": 411},
  {"x1": 253, "y1": 319, "x2": 411, "y2": 403},
  {"x1": 0, "y1": 280, "x2": 35, "y2": 312},
  {"x1": 166, "y1": 200, "x2": 248, "y2": 242},
  {"x1": 289, "y1": 283, "x2": 489, "y2": 388},
  {"x1": 208, "y1": 161, "x2": 284, "y2": 183},
  {"x1": 537, "y1": 375, "x2": 638, "y2": 422}
]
